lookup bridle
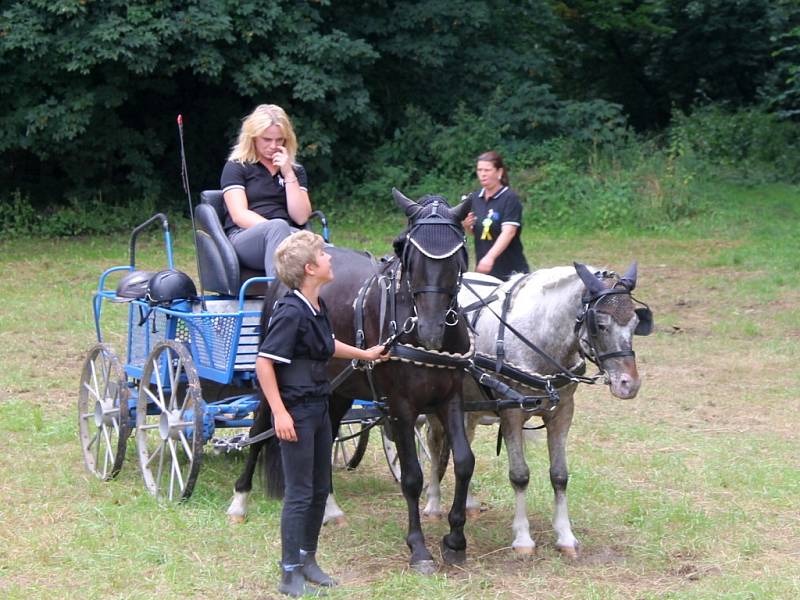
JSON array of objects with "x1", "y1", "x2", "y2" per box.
[
  {"x1": 400, "y1": 199, "x2": 468, "y2": 331},
  {"x1": 574, "y1": 274, "x2": 653, "y2": 373}
]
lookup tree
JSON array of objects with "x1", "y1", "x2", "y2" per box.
[{"x1": 0, "y1": 0, "x2": 377, "y2": 204}]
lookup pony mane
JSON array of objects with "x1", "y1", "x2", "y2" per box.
[{"x1": 503, "y1": 266, "x2": 582, "y2": 303}]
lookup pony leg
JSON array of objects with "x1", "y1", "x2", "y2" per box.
[
  {"x1": 463, "y1": 413, "x2": 482, "y2": 518},
  {"x1": 500, "y1": 409, "x2": 535, "y2": 554},
  {"x1": 322, "y1": 493, "x2": 346, "y2": 526},
  {"x1": 545, "y1": 391, "x2": 579, "y2": 558},
  {"x1": 227, "y1": 407, "x2": 270, "y2": 524},
  {"x1": 394, "y1": 416, "x2": 436, "y2": 574},
  {"x1": 440, "y1": 397, "x2": 475, "y2": 566},
  {"x1": 322, "y1": 394, "x2": 353, "y2": 526},
  {"x1": 422, "y1": 416, "x2": 446, "y2": 519}
]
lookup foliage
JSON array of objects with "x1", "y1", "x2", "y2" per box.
[
  {"x1": 669, "y1": 104, "x2": 800, "y2": 183},
  {"x1": 0, "y1": 0, "x2": 797, "y2": 214},
  {"x1": 0, "y1": 189, "x2": 158, "y2": 237},
  {"x1": 0, "y1": 0, "x2": 378, "y2": 205},
  {"x1": 551, "y1": 0, "x2": 795, "y2": 128}
]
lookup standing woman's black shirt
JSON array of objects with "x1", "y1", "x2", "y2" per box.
[{"x1": 468, "y1": 186, "x2": 529, "y2": 280}]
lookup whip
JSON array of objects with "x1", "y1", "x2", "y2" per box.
[{"x1": 177, "y1": 114, "x2": 207, "y2": 310}]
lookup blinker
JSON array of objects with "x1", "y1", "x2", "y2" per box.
[{"x1": 634, "y1": 307, "x2": 653, "y2": 336}]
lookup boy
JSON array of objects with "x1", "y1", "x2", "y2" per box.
[{"x1": 256, "y1": 230, "x2": 387, "y2": 597}]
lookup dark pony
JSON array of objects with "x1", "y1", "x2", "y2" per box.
[{"x1": 227, "y1": 189, "x2": 474, "y2": 573}]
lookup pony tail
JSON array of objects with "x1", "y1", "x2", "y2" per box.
[{"x1": 260, "y1": 433, "x2": 285, "y2": 499}]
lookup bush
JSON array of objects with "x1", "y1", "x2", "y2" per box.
[
  {"x1": 669, "y1": 105, "x2": 800, "y2": 183},
  {"x1": 0, "y1": 191, "x2": 162, "y2": 238}
]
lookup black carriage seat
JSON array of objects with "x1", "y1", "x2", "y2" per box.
[{"x1": 195, "y1": 190, "x2": 329, "y2": 297}]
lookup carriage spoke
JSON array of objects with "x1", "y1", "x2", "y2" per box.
[
  {"x1": 155, "y1": 439, "x2": 167, "y2": 490},
  {"x1": 102, "y1": 424, "x2": 115, "y2": 463},
  {"x1": 145, "y1": 438, "x2": 164, "y2": 468},
  {"x1": 102, "y1": 427, "x2": 113, "y2": 476},
  {"x1": 86, "y1": 428, "x2": 100, "y2": 450},
  {"x1": 166, "y1": 354, "x2": 179, "y2": 411},
  {"x1": 89, "y1": 360, "x2": 101, "y2": 402},
  {"x1": 82, "y1": 380, "x2": 101, "y2": 404},
  {"x1": 178, "y1": 431, "x2": 193, "y2": 459},
  {"x1": 141, "y1": 385, "x2": 167, "y2": 414},
  {"x1": 94, "y1": 425, "x2": 102, "y2": 468},
  {"x1": 168, "y1": 439, "x2": 185, "y2": 496}
]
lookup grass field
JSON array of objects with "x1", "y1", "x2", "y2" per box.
[{"x1": 1, "y1": 182, "x2": 798, "y2": 599}]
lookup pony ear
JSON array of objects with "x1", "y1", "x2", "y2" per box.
[
  {"x1": 392, "y1": 188, "x2": 422, "y2": 218},
  {"x1": 618, "y1": 261, "x2": 638, "y2": 291},
  {"x1": 574, "y1": 262, "x2": 606, "y2": 296},
  {"x1": 449, "y1": 198, "x2": 471, "y2": 223}
]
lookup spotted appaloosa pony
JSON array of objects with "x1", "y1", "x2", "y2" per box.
[
  {"x1": 227, "y1": 190, "x2": 476, "y2": 573},
  {"x1": 424, "y1": 262, "x2": 651, "y2": 558}
]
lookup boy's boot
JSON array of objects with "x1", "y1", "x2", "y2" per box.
[
  {"x1": 300, "y1": 550, "x2": 337, "y2": 587},
  {"x1": 279, "y1": 566, "x2": 315, "y2": 597}
]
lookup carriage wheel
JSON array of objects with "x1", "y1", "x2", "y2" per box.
[
  {"x1": 382, "y1": 415, "x2": 431, "y2": 484},
  {"x1": 78, "y1": 343, "x2": 130, "y2": 480},
  {"x1": 332, "y1": 423, "x2": 370, "y2": 470},
  {"x1": 135, "y1": 340, "x2": 204, "y2": 502}
]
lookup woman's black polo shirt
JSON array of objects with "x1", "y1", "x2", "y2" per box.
[
  {"x1": 258, "y1": 289, "x2": 335, "y2": 403},
  {"x1": 220, "y1": 160, "x2": 309, "y2": 234},
  {"x1": 468, "y1": 186, "x2": 529, "y2": 280}
]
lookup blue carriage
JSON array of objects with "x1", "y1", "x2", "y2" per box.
[{"x1": 78, "y1": 194, "x2": 341, "y2": 501}]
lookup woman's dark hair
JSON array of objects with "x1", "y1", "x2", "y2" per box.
[{"x1": 477, "y1": 151, "x2": 509, "y2": 186}]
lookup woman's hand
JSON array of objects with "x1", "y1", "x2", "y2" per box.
[
  {"x1": 462, "y1": 211, "x2": 476, "y2": 234},
  {"x1": 476, "y1": 255, "x2": 495, "y2": 274},
  {"x1": 273, "y1": 410, "x2": 297, "y2": 442},
  {"x1": 273, "y1": 146, "x2": 290, "y2": 171}
]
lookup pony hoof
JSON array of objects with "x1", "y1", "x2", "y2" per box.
[
  {"x1": 440, "y1": 540, "x2": 467, "y2": 566},
  {"x1": 513, "y1": 546, "x2": 536, "y2": 556},
  {"x1": 324, "y1": 515, "x2": 347, "y2": 527},
  {"x1": 227, "y1": 514, "x2": 246, "y2": 525},
  {"x1": 557, "y1": 545, "x2": 579, "y2": 560},
  {"x1": 410, "y1": 559, "x2": 437, "y2": 575},
  {"x1": 422, "y1": 511, "x2": 444, "y2": 521}
]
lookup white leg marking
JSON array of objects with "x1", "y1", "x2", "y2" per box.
[
  {"x1": 511, "y1": 487, "x2": 535, "y2": 552},
  {"x1": 322, "y1": 493, "x2": 346, "y2": 526},
  {"x1": 227, "y1": 490, "x2": 250, "y2": 523}
]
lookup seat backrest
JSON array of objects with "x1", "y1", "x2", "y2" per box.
[
  {"x1": 195, "y1": 189, "x2": 271, "y2": 297},
  {"x1": 200, "y1": 190, "x2": 226, "y2": 222}
]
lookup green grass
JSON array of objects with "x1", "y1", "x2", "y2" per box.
[{"x1": 0, "y1": 181, "x2": 799, "y2": 599}]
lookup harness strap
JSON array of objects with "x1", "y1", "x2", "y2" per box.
[
  {"x1": 494, "y1": 275, "x2": 527, "y2": 372},
  {"x1": 472, "y1": 353, "x2": 584, "y2": 391},
  {"x1": 461, "y1": 278, "x2": 596, "y2": 384}
]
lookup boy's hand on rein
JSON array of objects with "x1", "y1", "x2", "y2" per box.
[
  {"x1": 274, "y1": 411, "x2": 297, "y2": 442},
  {"x1": 365, "y1": 345, "x2": 390, "y2": 362}
]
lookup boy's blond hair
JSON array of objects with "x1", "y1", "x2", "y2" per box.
[{"x1": 274, "y1": 230, "x2": 325, "y2": 289}]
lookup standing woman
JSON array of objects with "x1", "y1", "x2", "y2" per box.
[
  {"x1": 462, "y1": 151, "x2": 529, "y2": 280},
  {"x1": 220, "y1": 104, "x2": 312, "y2": 277}
]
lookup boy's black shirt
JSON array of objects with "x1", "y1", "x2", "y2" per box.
[{"x1": 258, "y1": 289, "x2": 335, "y2": 402}]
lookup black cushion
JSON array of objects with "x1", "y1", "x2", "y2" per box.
[{"x1": 196, "y1": 190, "x2": 268, "y2": 296}]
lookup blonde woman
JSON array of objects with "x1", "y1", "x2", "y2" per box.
[{"x1": 220, "y1": 104, "x2": 313, "y2": 277}]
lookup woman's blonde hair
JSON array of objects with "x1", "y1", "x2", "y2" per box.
[
  {"x1": 228, "y1": 104, "x2": 299, "y2": 164},
  {"x1": 274, "y1": 230, "x2": 325, "y2": 290}
]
